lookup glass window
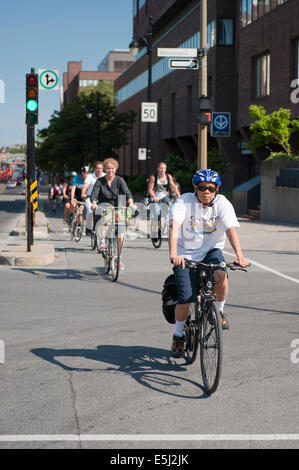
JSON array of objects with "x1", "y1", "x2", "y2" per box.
[
  {"x1": 247, "y1": 0, "x2": 252, "y2": 24},
  {"x1": 133, "y1": 0, "x2": 137, "y2": 17},
  {"x1": 139, "y1": 0, "x2": 145, "y2": 8},
  {"x1": 254, "y1": 53, "x2": 270, "y2": 98},
  {"x1": 258, "y1": 0, "x2": 264, "y2": 17},
  {"x1": 241, "y1": 0, "x2": 247, "y2": 28},
  {"x1": 264, "y1": 0, "x2": 271, "y2": 13},
  {"x1": 252, "y1": 0, "x2": 258, "y2": 20},
  {"x1": 218, "y1": 19, "x2": 234, "y2": 45},
  {"x1": 207, "y1": 21, "x2": 216, "y2": 49}
]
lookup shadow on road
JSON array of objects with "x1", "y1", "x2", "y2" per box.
[
  {"x1": 14, "y1": 267, "x2": 161, "y2": 295},
  {"x1": 31, "y1": 345, "x2": 208, "y2": 399},
  {"x1": 227, "y1": 303, "x2": 299, "y2": 317}
]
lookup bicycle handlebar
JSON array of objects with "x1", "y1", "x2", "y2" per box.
[{"x1": 183, "y1": 259, "x2": 250, "y2": 272}]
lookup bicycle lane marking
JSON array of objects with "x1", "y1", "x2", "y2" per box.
[
  {"x1": 223, "y1": 250, "x2": 299, "y2": 285},
  {"x1": 0, "y1": 434, "x2": 299, "y2": 441}
]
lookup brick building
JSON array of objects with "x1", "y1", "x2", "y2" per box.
[
  {"x1": 63, "y1": 50, "x2": 135, "y2": 107},
  {"x1": 115, "y1": 0, "x2": 299, "y2": 189}
]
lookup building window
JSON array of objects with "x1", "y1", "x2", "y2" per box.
[
  {"x1": 218, "y1": 19, "x2": 234, "y2": 45},
  {"x1": 139, "y1": 0, "x2": 145, "y2": 9},
  {"x1": 254, "y1": 53, "x2": 270, "y2": 98},
  {"x1": 133, "y1": 0, "x2": 137, "y2": 17},
  {"x1": 294, "y1": 39, "x2": 299, "y2": 80},
  {"x1": 207, "y1": 21, "x2": 216, "y2": 49}
]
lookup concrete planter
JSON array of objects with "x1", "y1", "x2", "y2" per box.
[{"x1": 261, "y1": 160, "x2": 299, "y2": 223}]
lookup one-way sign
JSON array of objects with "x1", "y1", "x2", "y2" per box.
[{"x1": 169, "y1": 58, "x2": 199, "y2": 70}]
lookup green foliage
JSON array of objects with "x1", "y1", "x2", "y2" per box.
[
  {"x1": 266, "y1": 152, "x2": 299, "y2": 161},
  {"x1": 248, "y1": 105, "x2": 299, "y2": 155},
  {"x1": 127, "y1": 173, "x2": 147, "y2": 195},
  {"x1": 36, "y1": 89, "x2": 136, "y2": 174}
]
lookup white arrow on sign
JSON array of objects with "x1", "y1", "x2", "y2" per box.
[
  {"x1": 157, "y1": 47, "x2": 198, "y2": 58},
  {"x1": 169, "y1": 58, "x2": 199, "y2": 70}
]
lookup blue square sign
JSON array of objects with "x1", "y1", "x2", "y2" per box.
[{"x1": 211, "y1": 112, "x2": 231, "y2": 137}]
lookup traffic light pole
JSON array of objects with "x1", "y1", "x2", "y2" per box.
[
  {"x1": 26, "y1": 67, "x2": 36, "y2": 252},
  {"x1": 198, "y1": 0, "x2": 208, "y2": 170}
]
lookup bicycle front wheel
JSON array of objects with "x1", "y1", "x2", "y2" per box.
[
  {"x1": 184, "y1": 303, "x2": 200, "y2": 364},
  {"x1": 110, "y1": 236, "x2": 120, "y2": 282},
  {"x1": 200, "y1": 300, "x2": 223, "y2": 394},
  {"x1": 74, "y1": 224, "x2": 82, "y2": 242}
]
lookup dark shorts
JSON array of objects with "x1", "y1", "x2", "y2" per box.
[{"x1": 173, "y1": 248, "x2": 227, "y2": 304}]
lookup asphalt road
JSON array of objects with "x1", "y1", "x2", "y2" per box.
[{"x1": 0, "y1": 192, "x2": 299, "y2": 449}]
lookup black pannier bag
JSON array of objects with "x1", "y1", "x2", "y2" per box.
[{"x1": 162, "y1": 274, "x2": 178, "y2": 324}]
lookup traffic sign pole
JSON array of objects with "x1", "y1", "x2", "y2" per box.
[{"x1": 198, "y1": 0, "x2": 208, "y2": 170}]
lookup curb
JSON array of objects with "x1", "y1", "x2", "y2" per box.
[
  {"x1": 10, "y1": 212, "x2": 48, "y2": 239},
  {"x1": 0, "y1": 243, "x2": 55, "y2": 266}
]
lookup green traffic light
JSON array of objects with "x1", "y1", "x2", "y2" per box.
[{"x1": 26, "y1": 99, "x2": 38, "y2": 112}]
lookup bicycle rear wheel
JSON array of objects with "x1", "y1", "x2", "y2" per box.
[
  {"x1": 184, "y1": 303, "x2": 200, "y2": 364},
  {"x1": 200, "y1": 301, "x2": 223, "y2": 394},
  {"x1": 110, "y1": 236, "x2": 120, "y2": 282},
  {"x1": 151, "y1": 227, "x2": 162, "y2": 248}
]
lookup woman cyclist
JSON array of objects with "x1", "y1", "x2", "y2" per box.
[{"x1": 90, "y1": 158, "x2": 137, "y2": 271}]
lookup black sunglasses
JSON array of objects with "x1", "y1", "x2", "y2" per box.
[{"x1": 196, "y1": 185, "x2": 217, "y2": 193}]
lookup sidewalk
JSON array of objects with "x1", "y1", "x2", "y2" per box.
[{"x1": 0, "y1": 194, "x2": 56, "y2": 266}]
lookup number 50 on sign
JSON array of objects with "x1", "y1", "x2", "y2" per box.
[{"x1": 141, "y1": 102, "x2": 158, "y2": 122}]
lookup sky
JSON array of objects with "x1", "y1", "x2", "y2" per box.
[{"x1": 0, "y1": 0, "x2": 133, "y2": 147}]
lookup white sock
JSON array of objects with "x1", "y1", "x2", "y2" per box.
[
  {"x1": 174, "y1": 320, "x2": 186, "y2": 338},
  {"x1": 216, "y1": 300, "x2": 225, "y2": 313}
]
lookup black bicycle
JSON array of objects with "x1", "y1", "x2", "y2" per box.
[
  {"x1": 183, "y1": 259, "x2": 248, "y2": 395},
  {"x1": 150, "y1": 200, "x2": 170, "y2": 249}
]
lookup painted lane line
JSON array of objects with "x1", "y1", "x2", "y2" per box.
[
  {"x1": 223, "y1": 250, "x2": 299, "y2": 285},
  {"x1": 0, "y1": 434, "x2": 299, "y2": 442}
]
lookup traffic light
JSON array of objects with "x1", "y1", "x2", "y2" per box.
[
  {"x1": 199, "y1": 112, "x2": 212, "y2": 126},
  {"x1": 199, "y1": 95, "x2": 212, "y2": 126},
  {"x1": 26, "y1": 73, "x2": 38, "y2": 125}
]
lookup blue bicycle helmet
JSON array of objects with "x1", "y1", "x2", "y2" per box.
[{"x1": 192, "y1": 169, "x2": 221, "y2": 187}]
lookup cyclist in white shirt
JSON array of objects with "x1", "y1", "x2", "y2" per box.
[
  {"x1": 81, "y1": 161, "x2": 105, "y2": 235},
  {"x1": 169, "y1": 169, "x2": 249, "y2": 357}
]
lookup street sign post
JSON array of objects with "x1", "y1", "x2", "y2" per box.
[
  {"x1": 38, "y1": 69, "x2": 59, "y2": 90},
  {"x1": 211, "y1": 112, "x2": 231, "y2": 137},
  {"x1": 169, "y1": 58, "x2": 199, "y2": 70},
  {"x1": 141, "y1": 102, "x2": 158, "y2": 122},
  {"x1": 157, "y1": 47, "x2": 198, "y2": 57}
]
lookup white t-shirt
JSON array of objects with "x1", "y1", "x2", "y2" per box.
[
  {"x1": 169, "y1": 193, "x2": 239, "y2": 261},
  {"x1": 85, "y1": 171, "x2": 106, "y2": 197}
]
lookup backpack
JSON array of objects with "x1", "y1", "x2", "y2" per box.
[{"x1": 162, "y1": 274, "x2": 178, "y2": 324}]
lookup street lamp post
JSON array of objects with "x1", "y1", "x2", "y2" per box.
[
  {"x1": 86, "y1": 91, "x2": 101, "y2": 161},
  {"x1": 129, "y1": 15, "x2": 153, "y2": 183}
]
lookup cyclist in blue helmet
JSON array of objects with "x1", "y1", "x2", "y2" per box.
[{"x1": 168, "y1": 168, "x2": 249, "y2": 357}]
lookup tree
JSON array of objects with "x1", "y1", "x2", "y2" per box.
[
  {"x1": 36, "y1": 88, "x2": 136, "y2": 174},
  {"x1": 248, "y1": 105, "x2": 299, "y2": 156}
]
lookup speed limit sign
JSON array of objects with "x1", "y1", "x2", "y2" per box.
[{"x1": 141, "y1": 102, "x2": 158, "y2": 122}]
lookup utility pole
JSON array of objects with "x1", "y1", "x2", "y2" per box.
[{"x1": 198, "y1": 0, "x2": 208, "y2": 170}]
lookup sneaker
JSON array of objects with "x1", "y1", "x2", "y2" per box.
[
  {"x1": 220, "y1": 312, "x2": 230, "y2": 330},
  {"x1": 85, "y1": 228, "x2": 92, "y2": 236},
  {"x1": 119, "y1": 261, "x2": 125, "y2": 271},
  {"x1": 171, "y1": 334, "x2": 185, "y2": 358},
  {"x1": 98, "y1": 241, "x2": 106, "y2": 252}
]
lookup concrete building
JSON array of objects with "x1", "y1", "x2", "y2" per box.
[
  {"x1": 98, "y1": 49, "x2": 136, "y2": 73},
  {"x1": 115, "y1": 0, "x2": 299, "y2": 189}
]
